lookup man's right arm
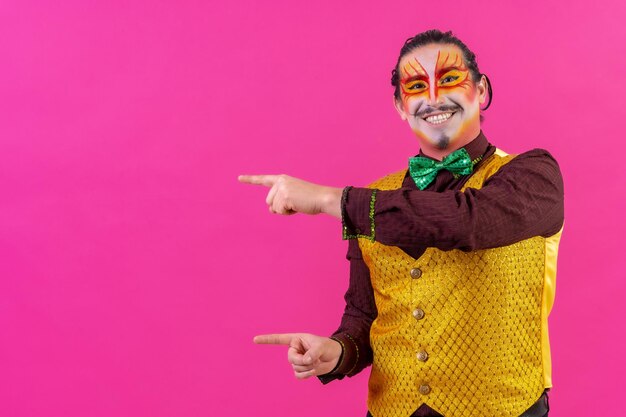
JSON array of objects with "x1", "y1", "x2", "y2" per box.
[
  {"x1": 340, "y1": 150, "x2": 564, "y2": 250},
  {"x1": 319, "y1": 240, "x2": 377, "y2": 383}
]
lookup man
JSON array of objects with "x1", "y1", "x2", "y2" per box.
[{"x1": 239, "y1": 29, "x2": 563, "y2": 417}]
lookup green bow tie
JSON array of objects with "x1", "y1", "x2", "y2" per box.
[{"x1": 409, "y1": 148, "x2": 474, "y2": 190}]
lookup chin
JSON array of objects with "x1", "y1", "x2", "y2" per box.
[{"x1": 423, "y1": 127, "x2": 460, "y2": 148}]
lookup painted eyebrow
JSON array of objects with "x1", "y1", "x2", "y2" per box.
[
  {"x1": 401, "y1": 74, "x2": 428, "y2": 83},
  {"x1": 437, "y1": 66, "x2": 466, "y2": 77},
  {"x1": 401, "y1": 58, "x2": 428, "y2": 79}
]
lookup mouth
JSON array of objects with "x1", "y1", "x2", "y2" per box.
[{"x1": 422, "y1": 111, "x2": 456, "y2": 126}]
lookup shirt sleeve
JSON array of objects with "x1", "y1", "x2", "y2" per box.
[
  {"x1": 342, "y1": 149, "x2": 564, "y2": 251},
  {"x1": 318, "y1": 239, "x2": 376, "y2": 384}
]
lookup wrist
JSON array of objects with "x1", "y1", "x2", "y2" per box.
[
  {"x1": 326, "y1": 337, "x2": 345, "y2": 375},
  {"x1": 328, "y1": 333, "x2": 359, "y2": 376},
  {"x1": 321, "y1": 187, "x2": 343, "y2": 218}
]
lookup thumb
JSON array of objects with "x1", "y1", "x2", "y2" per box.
[{"x1": 303, "y1": 345, "x2": 322, "y2": 365}]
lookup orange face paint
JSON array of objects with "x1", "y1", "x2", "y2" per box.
[
  {"x1": 400, "y1": 50, "x2": 473, "y2": 111},
  {"x1": 394, "y1": 44, "x2": 484, "y2": 159}
]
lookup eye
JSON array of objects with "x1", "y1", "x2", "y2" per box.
[
  {"x1": 438, "y1": 70, "x2": 466, "y2": 87},
  {"x1": 405, "y1": 81, "x2": 427, "y2": 91},
  {"x1": 441, "y1": 75, "x2": 459, "y2": 84}
]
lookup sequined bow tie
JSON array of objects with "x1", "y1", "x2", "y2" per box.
[{"x1": 409, "y1": 148, "x2": 474, "y2": 190}]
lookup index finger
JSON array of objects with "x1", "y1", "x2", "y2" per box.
[
  {"x1": 254, "y1": 333, "x2": 297, "y2": 345},
  {"x1": 238, "y1": 175, "x2": 278, "y2": 187}
]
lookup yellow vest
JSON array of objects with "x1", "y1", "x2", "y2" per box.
[{"x1": 359, "y1": 151, "x2": 562, "y2": 417}]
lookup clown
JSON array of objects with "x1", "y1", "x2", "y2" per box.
[{"x1": 240, "y1": 29, "x2": 563, "y2": 417}]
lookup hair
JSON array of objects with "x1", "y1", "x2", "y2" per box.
[{"x1": 391, "y1": 29, "x2": 493, "y2": 110}]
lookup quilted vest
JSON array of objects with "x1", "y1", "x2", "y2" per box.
[{"x1": 360, "y1": 150, "x2": 562, "y2": 417}]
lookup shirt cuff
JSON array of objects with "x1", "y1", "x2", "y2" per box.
[
  {"x1": 317, "y1": 332, "x2": 360, "y2": 384},
  {"x1": 341, "y1": 186, "x2": 377, "y2": 241}
]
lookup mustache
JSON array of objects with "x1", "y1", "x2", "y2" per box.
[{"x1": 413, "y1": 105, "x2": 461, "y2": 119}]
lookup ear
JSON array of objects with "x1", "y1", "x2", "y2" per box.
[
  {"x1": 393, "y1": 96, "x2": 408, "y2": 121},
  {"x1": 477, "y1": 74, "x2": 488, "y2": 106}
]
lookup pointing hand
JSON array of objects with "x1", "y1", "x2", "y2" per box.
[
  {"x1": 254, "y1": 332, "x2": 342, "y2": 379},
  {"x1": 238, "y1": 174, "x2": 343, "y2": 218}
]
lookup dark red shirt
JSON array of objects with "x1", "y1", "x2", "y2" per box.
[{"x1": 321, "y1": 132, "x2": 564, "y2": 417}]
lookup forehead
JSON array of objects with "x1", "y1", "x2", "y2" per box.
[{"x1": 399, "y1": 43, "x2": 466, "y2": 77}]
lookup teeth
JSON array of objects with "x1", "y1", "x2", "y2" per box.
[{"x1": 425, "y1": 112, "x2": 453, "y2": 124}]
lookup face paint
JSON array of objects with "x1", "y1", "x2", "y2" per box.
[{"x1": 396, "y1": 44, "x2": 485, "y2": 159}]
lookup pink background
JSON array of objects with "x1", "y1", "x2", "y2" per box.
[{"x1": 1, "y1": 1, "x2": 624, "y2": 416}]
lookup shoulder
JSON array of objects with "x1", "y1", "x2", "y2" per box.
[
  {"x1": 508, "y1": 148, "x2": 562, "y2": 175},
  {"x1": 367, "y1": 169, "x2": 407, "y2": 190},
  {"x1": 510, "y1": 148, "x2": 560, "y2": 163},
  {"x1": 487, "y1": 148, "x2": 563, "y2": 186}
]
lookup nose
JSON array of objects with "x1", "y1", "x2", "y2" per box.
[{"x1": 428, "y1": 84, "x2": 444, "y2": 106}]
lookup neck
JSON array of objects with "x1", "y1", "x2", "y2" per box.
[{"x1": 419, "y1": 126, "x2": 481, "y2": 161}]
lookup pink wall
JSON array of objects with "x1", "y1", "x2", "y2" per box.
[{"x1": 1, "y1": 1, "x2": 624, "y2": 416}]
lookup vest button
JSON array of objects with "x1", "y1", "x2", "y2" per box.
[
  {"x1": 419, "y1": 384, "x2": 431, "y2": 395},
  {"x1": 412, "y1": 309, "x2": 425, "y2": 320},
  {"x1": 416, "y1": 351, "x2": 429, "y2": 362},
  {"x1": 410, "y1": 268, "x2": 422, "y2": 278}
]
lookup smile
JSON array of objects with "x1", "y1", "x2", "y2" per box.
[{"x1": 423, "y1": 112, "x2": 455, "y2": 125}]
